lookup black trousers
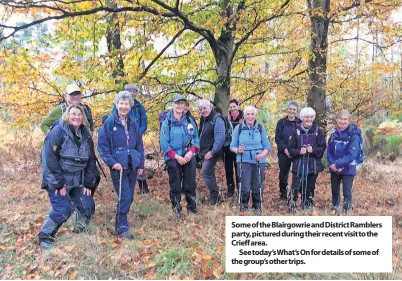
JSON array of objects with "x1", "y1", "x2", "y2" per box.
[
  {"x1": 278, "y1": 153, "x2": 292, "y2": 196},
  {"x1": 223, "y1": 146, "x2": 238, "y2": 194},
  {"x1": 166, "y1": 157, "x2": 197, "y2": 211},
  {"x1": 331, "y1": 173, "x2": 354, "y2": 211},
  {"x1": 291, "y1": 173, "x2": 318, "y2": 207}
]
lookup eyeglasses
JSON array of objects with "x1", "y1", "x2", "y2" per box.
[{"x1": 304, "y1": 116, "x2": 314, "y2": 119}]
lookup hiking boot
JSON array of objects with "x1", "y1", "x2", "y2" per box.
[
  {"x1": 208, "y1": 195, "x2": 221, "y2": 206},
  {"x1": 224, "y1": 192, "x2": 234, "y2": 199},
  {"x1": 239, "y1": 205, "x2": 249, "y2": 213},
  {"x1": 73, "y1": 226, "x2": 92, "y2": 234},
  {"x1": 38, "y1": 234, "x2": 54, "y2": 249},
  {"x1": 40, "y1": 240, "x2": 54, "y2": 249},
  {"x1": 138, "y1": 180, "x2": 149, "y2": 194},
  {"x1": 288, "y1": 206, "x2": 297, "y2": 214},
  {"x1": 188, "y1": 209, "x2": 200, "y2": 216},
  {"x1": 173, "y1": 208, "x2": 182, "y2": 220},
  {"x1": 342, "y1": 207, "x2": 352, "y2": 216},
  {"x1": 279, "y1": 193, "x2": 287, "y2": 200},
  {"x1": 331, "y1": 206, "x2": 341, "y2": 215},
  {"x1": 253, "y1": 209, "x2": 262, "y2": 215},
  {"x1": 118, "y1": 232, "x2": 135, "y2": 239}
]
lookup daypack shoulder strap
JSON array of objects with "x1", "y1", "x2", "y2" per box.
[
  {"x1": 60, "y1": 102, "x2": 67, "y2": 114},
  {"x1": 258, "y1": 124, "x2": 262, "y2": 134}
]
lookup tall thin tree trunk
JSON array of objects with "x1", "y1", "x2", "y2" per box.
[
  {"x1": 307, "y1": 0, "x2": 329, "y2": 128},
  {"x1": 106, "y1": 0, "x2": 124, "y2": 82}
]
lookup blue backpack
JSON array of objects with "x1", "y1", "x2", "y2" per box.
[{"x1": 353, "y1": 126, "x2": 365, "y2": 165}]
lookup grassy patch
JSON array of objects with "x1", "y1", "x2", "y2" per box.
[{"x1": 155, "y1": 248, "x2": 193, "y2": 278}]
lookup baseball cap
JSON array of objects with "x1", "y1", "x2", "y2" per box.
[
  {"x1": 65, "y1": 84, "x2": 81, "y2": 95},
  {"x1": 172, "y1": 94, "x2": 186, "y2": 103},
  {"x1": 125, "y1": 84, "x2": 140, "y2": 92}
]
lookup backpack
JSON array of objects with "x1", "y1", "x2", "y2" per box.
[
  {"x1": 211, "y1": 114, "x2": 233, "y2": 147},
  {"x1": 354, "y1": 129, "x2": 365, "y2": 165},
  {"x1": 238, "y1": 122, "x2": 263, "y2": 136}
]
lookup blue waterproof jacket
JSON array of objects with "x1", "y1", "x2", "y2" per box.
[
  {"x1": 98, "y1": 110, "x2": 145, "y2": 170},
  {"x1": 230, "y1": 120, "x2": 272, "y2": 164},
  {"x1": 327, "y1": 125, "x2": 361, "y2": 175},
  {"x1": 41, "y1": 121, "x2": 99, "y2": 190},
  {"x1": 112, "y1": 99, "x2": 147, "y2": 134},
  {"x1": 160, "y1": 110, "x2": 200, "y2": 162}
]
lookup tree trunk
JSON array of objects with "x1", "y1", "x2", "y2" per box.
[
  {"x1": 213, "y1": 31, "x2": 234, "y2": 115},
  {"x1": 212, "y1": 1, "x2": 235, "y2": 115},
  {"x1": 106, "y1": 0, "x2": 124, "y2": 82},
  {"x1": 307, "y1": 0, "x2": 329, "y2": 128}
]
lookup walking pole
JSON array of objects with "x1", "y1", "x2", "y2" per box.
[
  {"x1": 237, "y1": 153, "x2": 243, "y2": 216},
  {"x1": 256, "y1": 152, "x2": 263, "y2": 214},
  {"x1": 304, "y1": 152, "x2": 310, "y2": 209},
  {"x1": 300, "y1": 151, "x2": 306, "y2": 210},
  {"x1": 117, "y1": 168, "x2": 123, "y2": 233}
]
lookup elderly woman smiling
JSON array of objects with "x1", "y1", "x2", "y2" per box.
[
  {"x1": 327, "y1": 110, "x2": 363, "y2": 215},
  {"x1": 287, "y1": 107, "x2": 326, "y2": 213},
  {"x1": 38, "y1": 105, "x2": 99, "y2": 249},
  {"x1": 230, "y1": 106, "x2": 271, "y2": 214},
  {"x1": 98, "y1": 91, "x2": 145, "y2": 239}
]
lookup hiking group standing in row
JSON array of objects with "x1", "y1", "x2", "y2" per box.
[{"x1": 38, "y1": 83, "x2": 363, "y2": 248}]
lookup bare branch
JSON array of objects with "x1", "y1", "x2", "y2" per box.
[{"x1": 138, "y1": 27, "x2": 186, "y2": 80}]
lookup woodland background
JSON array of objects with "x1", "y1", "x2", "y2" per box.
[{"x1": 0, "y1": 0, "x2": 402, "y2": 279}]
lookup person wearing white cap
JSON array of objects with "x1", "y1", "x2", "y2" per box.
[{"x1": 40, "y1": 83, "x2": 94, "y2": 134}]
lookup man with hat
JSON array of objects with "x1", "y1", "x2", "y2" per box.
[
  {"x1": 160, "y1": 94, "x2": 200, "y2": 219},
  {"x1": 40, "y1": 83, "x2": 94, "y2": 134},
  {"x1": 112, "y1": 84, "x2": 149, "y2": 194}
]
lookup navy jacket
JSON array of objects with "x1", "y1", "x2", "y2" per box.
[
  {"x1": 41, "y1": 121, "x2": 99, "y2": 190},
  {"x1": 112, "y1": 99, "x2": 147, "y2": 135},
  {"x1": 287, "y1": 123, "x2": 326, "y2": 175},
  {"x1": 327, "y1": 125, "x2": 361, "y2": 175},
  {"x1": 275, "y1": 116, "x2": 301, "y2": 155},
  {"x1": 98, "y1": 111, "x2": 145, "y2": 170},
  {"x1": 160, "y1": 110, "x2": 200, "y2": 162}
]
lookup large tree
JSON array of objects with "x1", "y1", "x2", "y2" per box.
[{"x1": 0, "y1": 0, "x2": 401, "y2": 128}]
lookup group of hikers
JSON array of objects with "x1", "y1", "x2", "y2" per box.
[{"x1": 38, "y1": 83, "x2": 364, "y2": 249}]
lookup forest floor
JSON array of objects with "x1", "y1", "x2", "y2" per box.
[{"x1": 0, "y1": 128, "x2": 401, "y2": 280}]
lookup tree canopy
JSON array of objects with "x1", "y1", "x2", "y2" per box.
[{"x1": 0, "y1": 0, "x2": 401, "y2": 129}]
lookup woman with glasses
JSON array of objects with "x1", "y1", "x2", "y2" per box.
[
  {"x1": 230, "y1": 106, "x2": 271, "y2": 214},
  {"x1": 160, "y1": 95, "x2": 200, "y2": 219},
  {"x1": 274, "y1": 100, "x2": 301, "y2": 200},
  {"x1": 287, "y1": 107, "x2": 326, "y2": 213}
]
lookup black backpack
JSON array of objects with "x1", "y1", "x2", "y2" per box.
[{"x1": 211, "y1": 114, "x2": 233, "y2": 147}]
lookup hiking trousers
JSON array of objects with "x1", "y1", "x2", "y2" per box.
[
  {"x1": 166, "y1": 157, "x2": 197, "y2": 211},
  {"x1": 223, "y1": 146, "x2": 238, "y2": 194},
  {"x1": 39, "y1": 186, "x2": 95, "y2": 239},
  {"x1": 238, "y1": 162, "x2": 265, "y2": 210},
  {"x1": 330, "y1": 173, "x2": 354, "y2": 211},
  {"x1": 291, "y1": 173, "x2": 318, "y2": 208},
  {"x1": 110, "y1": 167, "x2": 137, "y2": 234},
  {"x1": 201, "y1": 156, "x2": 219, "y2": 201},
  {"x1": 278, "y1": 152, "x2": 292, "y2": 196}
]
